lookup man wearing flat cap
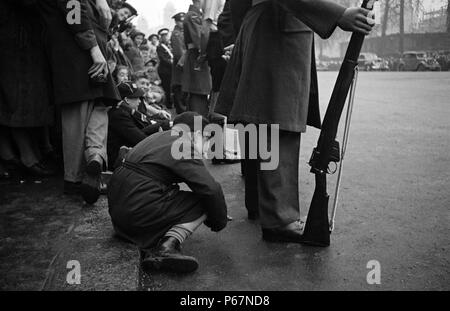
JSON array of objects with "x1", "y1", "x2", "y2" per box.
[
  {"x1": 171, "y1": 13, "x2": 188, "y2": 114},
  {"x1": 157, "y1": 28, "x2": 174, "y2": 109},
  {"x1": 108, "y1": 112, "x2": 228, "y2": 273}
]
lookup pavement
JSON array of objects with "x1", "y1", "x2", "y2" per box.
[{"x1": 0, "y1": 72, "x2": 449, "y2": 291}]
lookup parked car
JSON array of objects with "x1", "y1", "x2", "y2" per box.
[
  {"x1": 357, "y1": 53, "x2": 389, "y2": 71},
  {"x1": 398, "y1": 51, "x2": 441, "y2": 71},
  {"x1": 371, "y1": 58, "x2": 389, "y2": 71},
  {"x1": 358, "y1": 53, "x2": 378, "y2": 71},
  {"x1": 436, "y1": 50, "x2": 450, "y2": 71}
]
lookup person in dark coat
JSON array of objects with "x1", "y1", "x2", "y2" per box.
[
  {"x1": 170, "y1": 13, "x2": 188, "y2": 114},
  {"x1": 37, "y1": 0, "x2": 121, "y2": 203},
  {"x1": 108, "y1": 112, "x2": 228, "y2": 273},
  {"x1": 107, "y1": 82, "x2": 171, "y2": 169},
  {"x1": 215, "y1": 0, "x2": 373, "y2": 243},
  {"x1": 0, "y1": 0, "x2": 55, "y2": 177},
  {"x1": 182, "y1": 0, "x2": 213, "y2": 117},
  {"x1": 156, "y1": 28, "x2": 174, "y2": 109}
]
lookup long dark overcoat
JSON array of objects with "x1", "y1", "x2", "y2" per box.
[
  {"x1": 170, "y1": 25, "x2": 185, "y2": 87},
  {"x1": 182, "y1": 5, "x2": 212, "y2": 95},
  {"x1": 0, "y1": 0, "x2": 54, "y2": 127},
  {"x1": 37, "y1": 0, "x2": 120, "y2": 106},
  {"x1": 216, "y1": 0, "x2": 346, "y2": 132}
]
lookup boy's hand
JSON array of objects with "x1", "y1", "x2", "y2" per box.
[{"x1": 338, "y1": 7, "x2": 374, "y2": 35}]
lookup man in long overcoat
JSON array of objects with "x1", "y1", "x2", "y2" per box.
[
  {"x1": 215, "y1": 0, "x2": 373, "y2": 242},
  {"x1": 37, "y1": 0, "x2": 120, "y2": 203},
  {"x1": 182, "y1": 0, "x2": 213, "y2": 118},
  {"x1": 170, "y1": 13, "x2": 187, "y2": 114}
]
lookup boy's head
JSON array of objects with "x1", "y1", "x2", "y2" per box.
[
  {"x1": 115, "y1": 65, "x2": 129, "y2": 84},
  {"x1": 134, "y1": 71, "x2": 151, "y2": 93},
  {"x1": 139, "y1": 44, "x2": 150, "y2": 61},
  {"x1": 131, "y1": 30, "x2": 145, "y2": 46},
  {"x1": 117, "y1": 2, "x2": 137, "y2": 21},
  {"x1": 117, "y1": 82, "x2": 145, "y2": 109},
  {"x1": 148, "y1": 34, "x2": 159, "y2": 46}
]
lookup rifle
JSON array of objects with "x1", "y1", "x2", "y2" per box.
[{"x1": 301, "y1": 0, "x2": 378, "y2": 247}]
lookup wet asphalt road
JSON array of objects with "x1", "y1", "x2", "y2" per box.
[{"x1": 0, "y1": 72, "x2": 449, "y2": 291}]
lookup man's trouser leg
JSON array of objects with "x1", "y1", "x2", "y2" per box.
[
  {"x1": 188, "y1": 93, "x2": 209, "y2": 118},
  {"x1": 239, "y1": 127, "x2": 259, "y2": 219},
  {"x1": 257, "y1": 130, "x2": 301, "y2": 229},
  {"x1": 84, "y1": 102, "x2": 108, "y2": 167},
  {"x1": 61, "y1": 101, "x2": 108, "y2": 183},
  {"x1": 172, "y1": 84, "x2": 187, "y2": 114}
]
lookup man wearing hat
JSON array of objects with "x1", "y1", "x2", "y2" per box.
[
  {"x1": 107, "y1": 82, "x2": 171, "y2": 170},
  {"x1": 156, "y1": 28, "x2": 174, "y2": 109},
  {"x1": 182, "y1": 0, "x2": 213, "y2": 118},
  {"x1": 148, "y1": 34, "x2": 160, "y2": 64},
  {"x1": 108, "y1": 112, "x2": 228, "y2": 273},
  {"x1": 171, "y1": 13, "x2": 187, "y2": 114}
]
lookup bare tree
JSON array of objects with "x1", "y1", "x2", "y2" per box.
[
  {"x1": 382, "y1": 0, "x2": 391, "y2": 37},
  {"x1": 399, "y1": 0, "x2": 405, "y2": 53},
  {"x1": 447, "y1": 0, "x2": 450, "y2": 33}
]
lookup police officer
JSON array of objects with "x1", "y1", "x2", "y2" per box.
[
  {"x1": 182, "y1": 0, "x2": 213, "y2": 118},
  {"x1": 171, "y1": 12, "x2": 188, "y2": 114},
  {"x1": 156, "y1": 28, "x2": 174, "y2": 109}
]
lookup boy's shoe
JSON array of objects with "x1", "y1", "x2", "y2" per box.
[{"x1": 141, "y1": 237, "x2": 199, "y2": 274}]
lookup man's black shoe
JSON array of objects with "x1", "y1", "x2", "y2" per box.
[
  {"x1": 64, "y1": 181, "x2": 81, "y2": 195},
  {"x1": 86, "y1": 157, "x2": 102, "y2": 176},
  {"x1": 27, "y1": 163, "x2": 55, "y2": 177},
  {"x1": 262, "y1": 227, "x2": 304, "y2": 244},
  {"x1": 80, "y1": 157, "x2": 103, "y2": 204},
  {"x1": 141, "y1": 236, "x2": 199, "y2": 274},
  {"x1": 80, "y1": 173, "x2": 101, "y2": 204}
]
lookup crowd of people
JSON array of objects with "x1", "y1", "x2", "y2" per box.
[
  {"x1": 0, "y1": 0, "x2": 373, "y2": 274},
  {"x1": 0, "y1": 0, "x2": 233, "y2": 202}
]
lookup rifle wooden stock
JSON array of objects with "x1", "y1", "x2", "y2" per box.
[{"x1": 302, "y1": 0, "x2": 375, "y2": 247}]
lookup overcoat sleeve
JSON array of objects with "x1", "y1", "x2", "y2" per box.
[
  {"x1": 56, "y1": 0, "x2": 98, "y2": 49},
  {"x1": 184, "y1": 13, "x2": 203, "y2": 50},
  {"x1": 273, "y1": 0, "x2": 346, "y2": 39},
  {"x1": 172, "y1": 158, "x2": 228, "y2": 232},
  {"x1": 171, "y1": 31, "x2": 185, "y2": 60},
  {"x1": 218, "y1": 0, "x2": 236, "y2": 46}
]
